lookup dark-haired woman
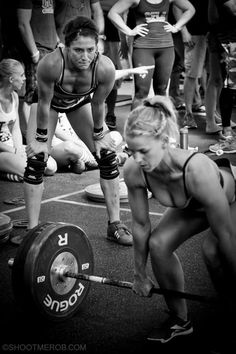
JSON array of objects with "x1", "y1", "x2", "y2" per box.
[{"x1": 24, "y1": 15, "x2": 133, "y2": 246}]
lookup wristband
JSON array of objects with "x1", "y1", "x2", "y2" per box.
[
  {"x1": 93, "y1": 127, "x2": 104, "y2": 133},
  {"x1": 36, "y1": 128, "x2": 48, "y2": 136},
  {"x1": 36, "y1": 128, "x2": 48, "y2": 142}
]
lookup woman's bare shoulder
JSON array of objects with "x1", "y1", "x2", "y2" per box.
[
  {"x1": 124, "y1": 157, "x2": 144, "y2": 188},
  {"x1": 37, "y1": 49, "x2": 62, "y2": 82}
]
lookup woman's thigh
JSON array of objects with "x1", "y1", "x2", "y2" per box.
[
  {"x1": 151, "y1": 207, "x2": 209, "y2": 253},
  {"x1": 66, "y1": 103, "x2": 95, "y2": 152},
  {"x1": 153, "y1": 47, "x2": 175, "y2": 95},
  {"x1": 0, "y1": 152, "x2": 26, "y2": 175},
  {"x1": 132, "y1": 48, "x2": 155, "y2": 97}
]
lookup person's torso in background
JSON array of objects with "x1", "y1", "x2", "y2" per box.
[
  {"x1": 100, "y1": 0, "x2": 118, "y2": 12},
  {"x1": 213, "y1": 0, "x2": 236, "y2": 42},
  {"x1": 185, "y1": 0, "x2": 209, "y2": 35},
  {"x1": 55, "y1": 0, "x2": 100, "y2": 42},
  {"x1": 0, "y1": 92, "x2": 18, "y2": 147},
  {"x1": 18, "y1": 0, "x2": 58, "y2": 51},
  {"x1": 133, "y1": 0, "x2": 173, "y2": 49}
]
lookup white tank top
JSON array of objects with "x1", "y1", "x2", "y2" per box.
[{"x1": 0, "y1": 91, "x2": 19, "y2": 147}]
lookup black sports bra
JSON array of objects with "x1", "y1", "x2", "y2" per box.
[{"x1": 142, "y1": 152, "x2": 225, "y2": 209}]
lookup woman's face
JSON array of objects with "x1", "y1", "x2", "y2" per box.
[
  {"x1": 68, "y1": 35, "x2": 97, "y2": 70},
  {"x1": 126, "y1": 134, "x2": 165, "y2": 172},
  {"x1": 10, "y1": 65, "x2": 25, "y2": 91}
]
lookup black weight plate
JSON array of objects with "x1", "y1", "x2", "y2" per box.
[
  {"x1": 11, "y1": 222, "x2": 53, "y2": 313},
  {"x1": 23, "y1": 222, "x2": 94, "y2": 321}
]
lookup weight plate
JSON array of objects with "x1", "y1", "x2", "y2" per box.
[
  {"x1": 23, "y1": 223, "x2": 94, "y2": 321},
  {"x1": 85, "y1": 179, "x2": 152, "y2": 203},
  {"x1": 11, "y1": 223, "x2": 53, "y2": 313}
]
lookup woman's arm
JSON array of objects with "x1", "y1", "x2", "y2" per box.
[
  {"x1": 92, "y1": 55, "x2": 116, "y2": 131},
  {"x1": 17, "y1": 8, "x2": 40, "y2": 63},
  {"x1": 169, "y1": 0, "x2": 195, "y2": 32},
  {"x1": 115, "y1": 65, "x2": 155, "y2": 80},
  {"x1": 108, "y1": 0, "x2": 149, "y2": 37},
  {"x1": 11, "y1": 94, "x2": 23, "y2": 152},
  {"x1": 124, "y1": 159, "x2": 152, "y2": 282}
]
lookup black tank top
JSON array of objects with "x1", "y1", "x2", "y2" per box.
[{"x1": 51, "y1": 47, "x2": 99, "y2": 112}]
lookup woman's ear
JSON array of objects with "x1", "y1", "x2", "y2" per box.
[{"x1": 161, "y1": 135, "x2": 169, "y2": 147}]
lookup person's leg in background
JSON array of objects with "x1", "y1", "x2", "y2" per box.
[
  {"x1": 182, "y1": 35, "x2": 207, "y2": 129},
  {"x1": 205, "y1": 32, "x2": 223, "y2": 134},
  {"x1": 169, "y1": 32, "x2": 185, "y2": 110},
  {"x1": 219, "y1": 42, "x2": 236, "y2": 139},
  {"x1": 153, "y1": 47, "x2": 175, "y2": 96},
  {"x1": 103, "y1": 13, "x2": 122, "y2": 130},
  {"x1": 131, "y1": 47, "x2": 155, "y2": 109}
]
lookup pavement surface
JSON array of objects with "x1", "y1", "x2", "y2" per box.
[{"x1": 0, "y1": 81, "x2": 236, "y2": 354}]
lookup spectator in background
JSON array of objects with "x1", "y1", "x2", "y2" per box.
[
  {"x1": 208, "y1": 0, "x2": 236, "y2": 154},
  {"x1": 168, "y1": 2, "x2": 185, "y2": 110},
  {"x1": 17, "y1": 0, "x2": 59, "y2": 107},
  {"x1": 100, "y1": 0, "x2": 123, "y2": 130},
  {"x1": 174, "y1": 0, "x2": 209, "y2": 129},
  {"x1": 0, "y1": 59, "x2": 56, "y2": 182},
  {"x1": 0, "y1": 1, "x2": 30, "y2": 142},
  {"x1": 55, "y1": 0, "x2": 105, "y2": 44},
  {"x1": 108, "y1": 0, "x2": 195, "y2": 110}
]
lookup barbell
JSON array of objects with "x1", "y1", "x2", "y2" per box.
[{"x1": 8, "y1": 222, "x2": 216, "y2": 322}]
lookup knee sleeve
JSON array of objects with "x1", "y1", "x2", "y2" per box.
[
  {"x1": 93, "y1": 149, "x2": 119, "y2": 180},
  {"x1": 24, "y1": 153, "x2": 47, "y2": 185}
]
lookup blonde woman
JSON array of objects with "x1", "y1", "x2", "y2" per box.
[
  {"x1": 124, "y1": 94, "x2": 236, "y2": 342},
  {"x1": 0, "y1": 59, "x2": 57, "y2": 182}
]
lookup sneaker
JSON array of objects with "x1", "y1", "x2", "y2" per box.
[
  {"x1": 176, "y1": 103, "x2": 186, "y2": 111},
  {"x1": 209, "y1": 137, "x2": 236, "y2": 155},
  {"x1": 192, "y1": 105, "x2": 206, "y2": 114},
  {"x1": 215, "y1": 111, "x2": 222, "y2": 125},
  {"x1": 147, "y1": 313, "x2": 193, "y2": 344},
  {"x1": 107, "y1": 221, "x2": 133, "y2": 246},
  {"x1": 182, "y1": 112, "x2": 197, "y2": 129},
  {"x1": 0, "y1": 172, "x2": 23, "y2": 182},
  {"x1": 105, "y1": 114, "x2": 117, "y2": 130}
]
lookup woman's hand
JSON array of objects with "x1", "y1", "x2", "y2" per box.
[
  {"x1": 163, "y1": 22, "x2": 180, "y2": 33},
  {"x1": 94, "y1": 132, "x2": 117, "y2": 159},
  {"x1": 130, "y1": 24, "x2": 149, "y2": 37},
  {"x1": 25, "y1": 139, "x2": 49, "y2": 161}
]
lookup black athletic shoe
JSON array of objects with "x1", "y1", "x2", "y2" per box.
[
  {"x1": 107, "y1": 221, "x2": 133, "y2": 246},
  {"x1": 147, "y1": 312, "x2": 193, "y2": 343},
  {"x1": 105, "y1": 114, "x2": 117, "y2": 130}
]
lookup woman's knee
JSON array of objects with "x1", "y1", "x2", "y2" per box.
[
  {"x1": 45, "y1": 156, "x2": 57, "y2": 175},
  {"x1": 202, "y1": 232, "x2": 220, "y2": 268},
  {"x1": 149, "y1": 234, "x2": 170, "y2": 258}
]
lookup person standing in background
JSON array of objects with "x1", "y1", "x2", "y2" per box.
[
  {"x1": 174, "y1": 0, "x2": 209, "y2": 129},
  {"x1": 55, "y1": 0, "x2": 105, "y2": 44},
  {"x1": 108, "y1": 0, "x2": 195, "y2": 110},
  {"x1": 100, "y1": 0, "x2": 123, "y2": 131}
]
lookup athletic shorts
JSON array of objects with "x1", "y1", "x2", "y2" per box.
[{"x1": 184, "y1": 35, "x2": 207, "y2": 79}]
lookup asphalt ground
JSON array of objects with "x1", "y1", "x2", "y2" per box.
[{"x1": 0, "y1": 85, "x2": 236, "y2": 354}]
